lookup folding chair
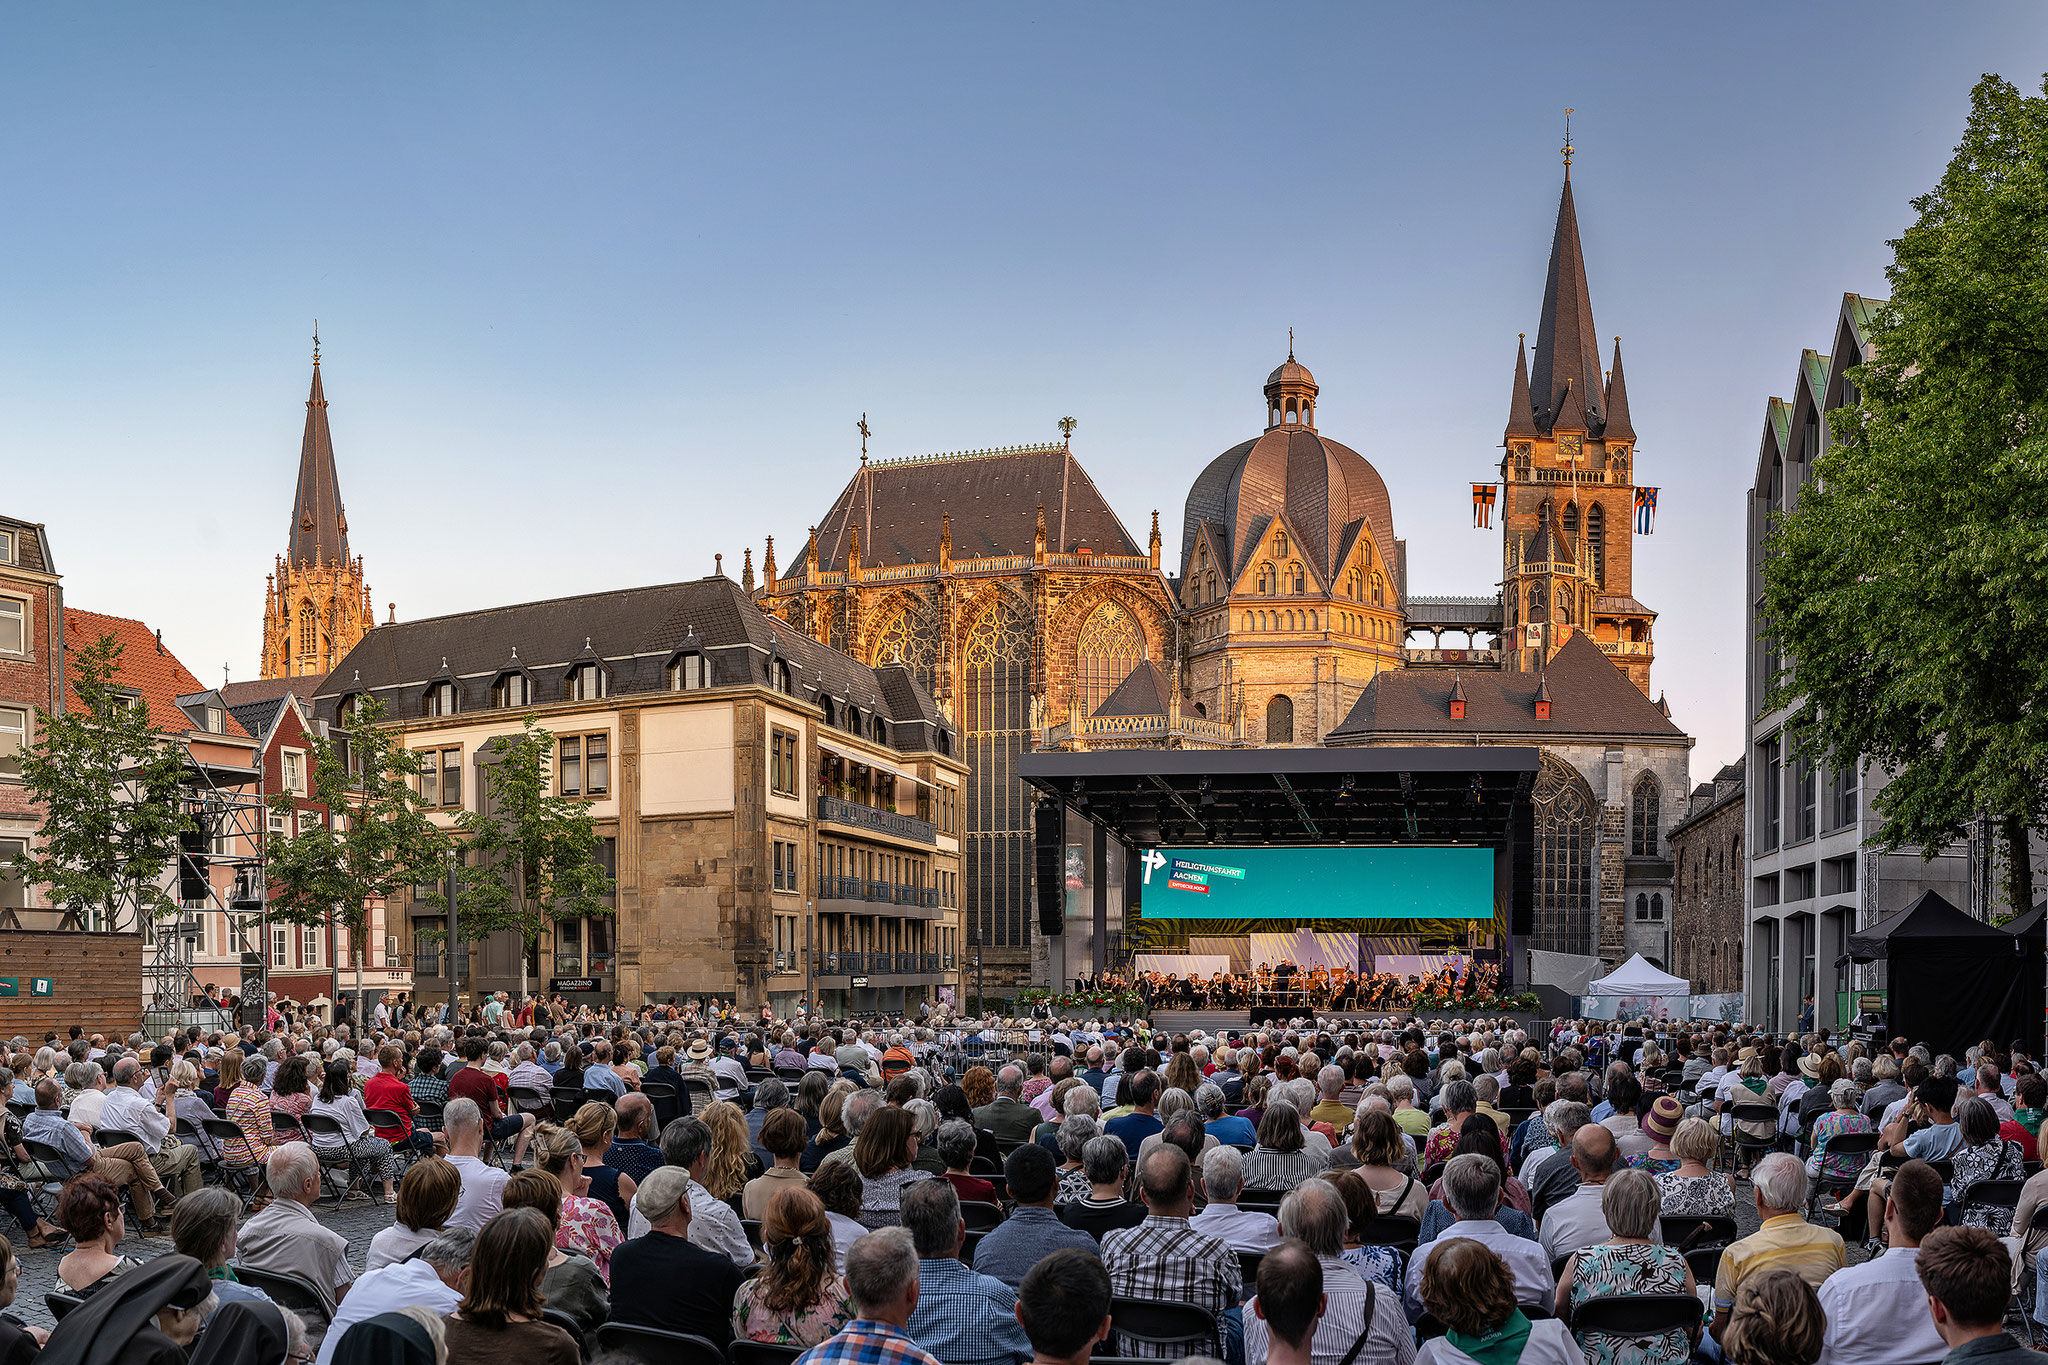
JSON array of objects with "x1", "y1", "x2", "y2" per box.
[
  {"x1": 230, "y1": 1264, "x2": 331, "y2": 1335},
  {"x1": 959, "y1": 1199, "x2": 1005, "y2": 1231},
  {"x1": 298, "y1": 1113, "x2": 368, "y2": 1203},
  {"x1": 45, "y1": 1292, "x2": 83, "y2": 1321},
  {"x1": 728, "y1": 1341, "x2": 806, "y2": 1365},
  {"x1": 199, "y1": 1118, "x2": 262, "y2": 1204},
  {"x1": 593, "y1": 1322, "x2": 725, "y2": 1365},
  {"x1": 1109, "y1": 1298, "x2": 1221, "y2": 1359},
  {"x1": 1570, "y1": 1292, "x2": 1705, "y2": 1341}
]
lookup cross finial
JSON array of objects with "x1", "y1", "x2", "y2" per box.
[
  {"x1": 1288, "y1": 326, "x2": 1294, "y2": 361},
  {"x1": 312, "y1": 319, "x2": 321, "y2": 365},
  {"x1": 1561, "y1": 109, "x2": 1574, "y2": 172},
  {"x1": 858, "y1": 413, "x2": 871, "y2": 462}
]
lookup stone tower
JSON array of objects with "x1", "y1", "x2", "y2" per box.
[
  {"x1": 1499, "y1": 170, "x2": 1655, "y2": 692},
  {"x1": 261, "y1": 343, "x2": 373, "y2": 680}
]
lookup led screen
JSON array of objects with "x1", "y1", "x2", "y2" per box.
[{"x1": 1134, "y1": 845, "x2": 1494, "y2": 920}]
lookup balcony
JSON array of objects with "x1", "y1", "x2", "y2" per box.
[
  {"x1": 812, "y1": 949, "x2": 956, "y2": 984},
  {"x1": 817, "y1": 795, "x2": 935, "y2": 844},
  {"x1": 817, "y1": 876, "x2": 951, "y2": 919}
]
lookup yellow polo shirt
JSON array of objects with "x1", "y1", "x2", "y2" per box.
[{"x1": 1714, "y1": 1213, "x2": 1847, "y2": 1308}]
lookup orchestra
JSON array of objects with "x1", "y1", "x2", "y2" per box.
[{"x1": 1074, "y1": 958, "x2": 1503, "y2": 1013}]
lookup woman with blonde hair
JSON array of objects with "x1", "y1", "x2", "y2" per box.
[
  {"x1": 1720, "y1": 1269, "x2": 1824, "y2": 1365},
  {"x1": 1164, "y1": 1053, "x2": 1202, "y2": 1096},
  {"x1": 699, "y1": 1100, "x2": 761, "y2": 1201},
  {"x1": 565, "y1": 1101, "x2": 635, "y2": 1229},
  {"x1": 731, "y1": 1187, "x2": 854, "y2": 1346},
  {"x1": 529, "y1": 1123, "x2": 623, "y2": 1281},
  {"x1": 1413, "y1": 1236, "x2": 1580, "y2": 1365}
]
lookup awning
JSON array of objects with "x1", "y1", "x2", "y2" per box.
[{"x1": 816, "y1": 737, "x2": 937, "y2": 789}]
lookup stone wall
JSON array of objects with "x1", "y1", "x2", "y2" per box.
[
  {"x1": 1671, "y1": 793, "x2": 1746, "y2": 994},
  {"x1": 0, "y1": 931, "x2": 144, "y2": 1037}
]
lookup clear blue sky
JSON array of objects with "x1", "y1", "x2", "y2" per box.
[{"x1": 5, "y1": 6, "x2": 2044, "y2": 772}]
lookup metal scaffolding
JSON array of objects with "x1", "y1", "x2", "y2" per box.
[{"x1": 143, "y1": 735, "x2": 268, "y2": 1031}]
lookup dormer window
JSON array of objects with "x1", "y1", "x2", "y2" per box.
[
  {"x1": 423, "y1": 682, "x2": 458, "y2": 717},
  {"x1": 204, "y1": 706, "x2": 224, "y2": 734},
  {"x1": 773, "y1": 660, "x2": 794, "y2": 694},
  {"x1": 0, "y1": 531, "x2": 13, "y2": 565},
  {"x1": 874, "y1": 718, "x2": 889, "y2": 746},
  {"x1": 668, "y1": 652, "x2": 706, "y2": 690},
  {"x1": 493, "y1": 673, "x2": 531, "y2": 708},
  {"x1": 564, "y1": 663, "x2": 606, "y2": 701}
]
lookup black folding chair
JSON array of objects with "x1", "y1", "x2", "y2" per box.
[
  {"x1": 1109, "y1": 1297, "x2": 1221, "y2": 1358},
  {"x1": 230, "y1": 1264, "x2": 332, "y2": 1332},
  {"x1": 640, "y1": 1081, "x2": 681, "y2": 1131},
  {"x1": 960, "y1": 1199, "x2": 1005, "y2": 1231},
  {"x1": 1239, "y1": 1189, "x2": 1286, "y2": 1214},
  {"x1": 541, "y1": 1308, "x2": 586, "y2": 1357},
  {"x1": 1684, "y1": 1246, "x2": 1723, "y2": 1285},
  {"x1": 1958, "y1": 1177, "x2": 2029, "y2": 1231},
  {"x1": 198, "y1": 1118, "x2": 261, "y2": 1201},
  {"x1": 1808, "y1": 1132, "x2": 1879, "y2": 1221},
  {"x1": 508, "y1": 1086, "x2": 549, "y2": 1117},
  {"x1": 682, "y1": 1080, "x2": 716, "y2": 1115},
  {"x1": 551, "y1": 1086, "x2": 586, "y2": 1122},
  {"x1": 729, "y1": 1341, "x2": 807, "y2": 1365},
  {"x1": 1235, "y1": 1249, "x2": 1263, "y2": 1301},
  {"x1": 45, "y1": 1291, "x2": 83, "y2": 1321},
  {"x1": 1659, "y1": 1214, "x2": 1739, "y2": 1249},
  {"x1": 593, "y1": 1322, "x2": 725, "y2": 1365},
  {"x1": 1358, "y1": 1214, "x2": 1421, "y2": 1247},
  {"x1": 1570, "y1": 1292, "x2": 1705, "y2": 1340},
  {"x1": 298, "y1": 1113, "x2": 369, "y2": 1203}
]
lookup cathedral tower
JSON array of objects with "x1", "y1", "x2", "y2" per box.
[
  {"x1": 1500, "y1": 169, "x2": 1655, "y2": 692},
  {"x1": 260, "y1": 340, "x2": 373, "y2": 680}
]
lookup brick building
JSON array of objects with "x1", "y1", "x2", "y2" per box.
[
  {"x1": 0, "y1": 515, "x2": 62, "y2": 926},
  {"x1": 315, "y1": 572, "x2": 967, "y2": 1017},
  {"x1": 1668, "y1": 758, "x2": 1744, "y2": 995}
]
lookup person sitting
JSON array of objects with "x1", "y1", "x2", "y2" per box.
[
  {"x1": 364, "y1": 1045, "x2": 441, "y2": 1161},
  {"x1": 1817, "y1": 1158, "x2": 1948, "y2": 1365},
  {"x1": 853, "y1": 1105, "x2": 932, "y2": 1229},
  {"x1": 25, "y1": 1077, "x2": 173, "y2": 1233},
  {"x1": 899, "y1": 1178, "x2": 1031, "y2": 1365},
  {"x1": 1431, "y1": 1114, "x2": 1535, "y2": 1218},
  {"x1": 698, "y1": 1099, "x2": 764, "y2": 1202},
  {"x1": 1947, "y1": 1096, "x2": 2028, "y2": 1232},
  {"x1": 1318, "y1": 1168, "x2": 1407, "y2": 1295},
  {"x1": 1721, "y1": 1269, "x2": 1828, "y2": 1365},
  {"x1": 732, "y1": 1187, "x2": 854, "y2": 1347},
  {"x1": 607, "y1": 1165, "x2": 747, "y2": 1343},
  {"x1": 969, "y1": 1142, "x2": 1097, "y2": 1287},
  {"x1": 1597, "y1": 1071, "x2": 1651, "y2": 1163},
  {"x1": 1553, "y1": 1169, "x2": 1694, "y2": 1365},
  {"x1": 1404, "y1": 1154, "x2": 1555, "y2": 1319},
  {"x1": 237, "y1": 1143, "x2": 356, "y2": 1321},
  {"x1": 220, "y1": 1054, "x2": 277, "y2": 1175},
  {"x1": 36, "y1": 1252, "x2": 215, "y2": 1365},
  {"x1": 1914, "y1": 1225, "x2": 2048, "y2": 1365},
  {"x1": 1252, "y1": 1239, "x2": 1327, "y2": 1365},
  {"x1": 1103, "y1": 1071, "x2": 1164, "y2": 1156},
  {"x1": 1536, "y1": 1122, "x2": 1623, "y2": 1264},
  {"x1": 973, "y1": 1066, "x2": 1041, "y2": 1146},
  {"x1": 1424, "y1": 1081, "x2": 1492, "y2": 1170},
  {"x1": 54, "y1": 1175, "x2": 144, "y2": 1296},
  {"x1": 312, "y1": 1228, "x2": 470, "y2": 1365},
  {"x1": 98, "y1": 1057, "x2": 204, "y2": 1200},
  {"x1": 527, "y1": 1123, "x2": 622, "y2": 1281},
  {"x1": 438, "y1": 1208, "x2": 579, "y2": 1365},
  {"x1": 604, "y1": 1094, "x2": 662, "y2": 1187},
  {"x1": 1655, "y1": 1116, "x2": 1736, "y2": 1217},
  {"x1": 1245, "y1": 1180, "x2": 1415, "y2": 1365},
  {"x1": 623, "y1": 1115, "x2": 753, "y2": 1265},
  {"x1": 1017, "y1": 1248, "x2": 1115, "y2": 1365},
  {"x1": 745, "y1": 1107, "x2": 812, "y2": 1220},
  {"x1": 933, "y1": 1117, "x2": 995, "y2": 1207},
  {"x1": 807, "y1": 1160, "x2": 868, "y2": 1273},
  {"x1": 1100, "y1": 1145, "x2": 1240, "y2": 1360},
  {"x1": 1245, "y1": 1100, "x2": 1330, "y2": 1192},
  {"x1": 1710, "y1": 1154, "x2": 1845, "y2": 1345},
  {"x1": 1349, "y1": 1109, "x2": 1429, "y2": 1220},
  {"x1": 308, "y1": 1059, "x2": 399, "y2": 1203},
  {"x1": 1058, "y1": 1133, "x2": 1146, "y2": 1241},
  {"x1": 439, "y1": 1099, "x2": 509, "y2": 1234},
  {"x1": 169, "y1": 1187, "x2": 273, "y2": 1309},
  {"x1": 1525, "y1": 1101, "x2": 1592, "y2": 1224},
  {"x1": 1190, "y1": 1145, "x2": 1282, "y2": 1252},
  {"x1": 789, "y1": 1227, "x2": 942, "y2": 1365},
  {"x1": 498, "y1": 1168, "x2": 608, "y2": 1336},
  {"x1": 1412, "y1": 1236, "x2": 1579, "y2": 1365},
  {"x1": 446, "y1": 1039, "x2": 534, "y2": 1169},
  {"x1": 366, "y1": 1157, "x2": 462, "y2": 1273}
]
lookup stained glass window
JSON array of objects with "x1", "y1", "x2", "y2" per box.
[{"x1": 1532, "y1": 753, "x2": 1596, "y2": 955}]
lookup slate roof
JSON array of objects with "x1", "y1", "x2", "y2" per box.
[
  {"x1": 64, "y1": 609, "x2": 250, "y2": 737},
  {"x1": 1181, "y1": 424, "x2": 1398, "y2": 595},
  {"x1": 801, "y1": 444, "x2": 1142, "y2": 570},
  {"x1": 1327, "y1": 633, "x2": 1685, "y2": 742},
  {"x1": 0, "y1": 515, "x2": 54, "y2": 575},
  {"x1": 1669, "y1": 756, "x2": 1744, "y2": 839},
  {"x1": 287, "y1": 358, "x2": 350, "y2": 567},
  {"x1": 1092, "y1": 661, "x2": 1176, "y2": 718},
  {"x1": 1509, "y1": 173, "x2": 1633, "y2": 443},
  {"x1": 311, "y1": 574, "x2": 954, "y2": 754}
]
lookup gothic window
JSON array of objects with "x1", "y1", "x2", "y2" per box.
[
  {"x1": 1371, "y1": 574, "x2": 1384, "y2": 607},
  {"x1": 1588, "y1": 504, "x2": 1606, "y2": 586},
  {"x1": 297, "y1": 600, "x2": 316, "y2": 657},
  {"x1": 1206, "y1": 573, "x2": 1218, "y2": 602},
  {"x1": 1631, "y1": 774, "x2": 1661, "y2": 857},
  {"x1": 1557, "y1": 589, "x2": 1574, "y2": 626},
  {"x1": 1273, "y1": 531, "x2": 1288, "y2": 557},
  {"x1": 1635, "y1": 893, "x2": 1649, "y2": 921},
  {"x1": 1563, "y1": 502, "x2": 1580, "y2": 550},
  {"x1": 1073, "y1": 601, "x2": 1146, "y2": 718},
  {"x1": 962, "y1": 597, "x2": 1033, "y2": 953},
  {"x1": 1289, "y1": 565, "x2": 1305, "y2": 595},
  {"x1": 1651, "y1": 893, "x2": 1664, "y2": 921},
  {"x1": 1257, "y1": 563, "x2": 1275, "y2": 595},
  {"x1": 1265, "y1": 694, "x2": 1294, "y2": 744},
  {"x1": 1528, "y1": 583, "x2": 1548, "y2": 623},
  {"x1": 872, "y1": 607, "x2": 939, "y2": 695},
  {"x1": 1532, "y1": 753, "x2": 1596, "y2": 956},
  {"x1": 1347, "y1": 571, "x2": 1361, "y2": 600}
]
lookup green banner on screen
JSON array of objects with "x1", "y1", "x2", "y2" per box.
[{"x1": 1135, "y1": 845, "x2": 1494, "y2": 919}]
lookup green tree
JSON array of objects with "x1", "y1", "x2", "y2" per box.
[
  {"x1": 263, "y1": 695, "x2": 450, "y2": 1001},
  {"x1": 453, "y1": 716, "x2": 613, "y2": 998},
  {"x1": 1761, "y1": 73, "x2": 2048, "y2": 920},
  {"x1": 12, "y1": 633, "x2": 190, "y2": 931}
]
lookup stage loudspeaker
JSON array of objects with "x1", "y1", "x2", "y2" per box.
[
  {"x1": 179, "y1": 826, "x2": 211, "y2": 903},
  {"x1": 1035, "y1": 801, "x2": 1064, "y2": 937}
]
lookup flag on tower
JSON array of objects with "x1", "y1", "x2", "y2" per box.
[
  {"x1": 1634, "y1": 486, "x2": 1658, "y2": 534},
  {"x1": 1471, "y1": 483, "x2": 1497, "y2": 529}
]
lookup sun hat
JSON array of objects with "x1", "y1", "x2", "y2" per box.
[
  {"x1": 685, "y1": 1039, "x2": 711, "y2": 1061},
  {"x1": 1798, "y1": 1053, "x2": 1822, "y2": 1080},
  {"x1": 1643, "y1": 1094, "x2": 1684, "y2": 1144}
]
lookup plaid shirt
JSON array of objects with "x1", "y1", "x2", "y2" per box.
[
  {"x1": 904, "y1": 1257, "x2": 1030, "y2": 1365},
  {"x1": 1100, "y1": 1215, "x2": 1239, "y2": 1358},
  {"x1": 408, "y1": 1075, "x2": 449, "y2": 1132},
  {"x1": 794, "y1": 1319, "x2": 942, "y2": 1365}
]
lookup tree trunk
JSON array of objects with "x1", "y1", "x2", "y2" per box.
[{"x1": 2005, "y1": 812, "x2": 2036, "y2": 922}]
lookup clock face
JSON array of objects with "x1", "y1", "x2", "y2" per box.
[{"x1": 1557, "y1": 435, "x2": 1583, "y2": 461}]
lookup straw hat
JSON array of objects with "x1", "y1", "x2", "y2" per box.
[{"x1": 1644, "y1": 1094, "x2": 1684, "y2": 1144}]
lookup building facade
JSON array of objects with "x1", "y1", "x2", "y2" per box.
[
  {"x1": 760, "y1": 439, "x2": 1175, "y2": 988},
  {"x1": 314, "y1": 573, "x2": 967, "y2": 1017},
  {"x1": 1744, "y1": 294, "x2": 1987, "y2": 1032},
  {"x1": 1667, "y1": 759, "x2": 1744, "y2": 995},
  {"x1": 260, "y1": 347, "x2": 375, "y2": 680},
  {"x1": 0, "y1": 516, "x2": 62, "y2": 926}
]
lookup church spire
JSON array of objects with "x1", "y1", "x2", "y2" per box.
[
  {"x1": 1602, "y1": 337, "x2": 1635, "y2": 441},
  {"x1": 287, "y1": 336, "x2": 349, "y2": 567},
  {"x1": 1528, "y1": 174, "x2": 1605, "y2": 435},
  {"x1": 1505, "y1": 334, "x2": 1539, "y2": 440}
]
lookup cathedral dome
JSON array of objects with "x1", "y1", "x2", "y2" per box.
[{"x1": 1181, "y1": 355, "x2": 1397, "y2": 599}]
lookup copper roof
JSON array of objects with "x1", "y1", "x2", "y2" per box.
[
  {"x1": 1181, "y1": 425, "x2": 1397, "y2": 594},
  {"x1": 287, "y1": 358, "x2": 349, "y2": 567}
]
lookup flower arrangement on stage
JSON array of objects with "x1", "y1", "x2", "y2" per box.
[
  {"x1": 1402, "y1": 990, "x2": 1544, "y2": 1015},
  {"x1": 1017, "y1": 987, "x2": 1148, "y2": 1017}
]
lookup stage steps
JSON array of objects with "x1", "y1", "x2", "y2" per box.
[{"x1": 1148, "y1": 1010, "x2": 1253, "y2": 1036}]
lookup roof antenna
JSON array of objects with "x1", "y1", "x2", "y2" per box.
[{"x1": 1561, "y1": 109, "x2": 1574, "y2": 175}]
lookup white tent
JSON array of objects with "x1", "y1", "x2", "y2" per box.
[{"x1": 1587, "y1": 953, "x2": 1692, "y2": 997}]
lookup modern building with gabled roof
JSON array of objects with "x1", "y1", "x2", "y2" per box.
[{"x1": 314, "y1": 571, "x2": 968, "y2": 1016}]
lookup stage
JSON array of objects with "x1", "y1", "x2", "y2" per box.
[{"x1": 1147, "y1": 1006, "x2": 1545, "y2": 1036}]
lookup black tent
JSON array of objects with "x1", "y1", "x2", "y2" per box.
[
  {"x1": 1848, "y1": 892, "x2": 2031, "y2": 1058},
  {"x1": 2004, "y1": 903, "x2": 2046, "y2": 1055}
]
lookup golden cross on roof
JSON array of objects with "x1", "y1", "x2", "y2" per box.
[
  {"x1": 312, "y1": 319, "x2": 321, "y2": 364},
  {"x1": 1561, "y1": 109, "x2": 1575, "y2": 170},
  {"x1": 858, "y1": 413, "x2": 871, "y2": 462}
]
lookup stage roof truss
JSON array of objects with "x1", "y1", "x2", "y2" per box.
[
  {"x1": 1146, "y1": 774, "x2": 1209, "y2": 834},
  {"x1": 1274, "y1": 774, "x2": 1320, "y2": 837}
]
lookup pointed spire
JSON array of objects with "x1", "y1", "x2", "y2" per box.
[
  {"x1": 763, "y1": 537, "x2": 777, "y2": 592},
  {"x1": 1528, "y1": 174, "x2": 1605, "y2": 434},
  {"x1": 1602, "y1": 337, "x2": 1635, "y2": 441},
  {"x1": 741, "y1": 547, "x2": 755, "y2": 591},
  {"x1": 287, "y1": 337, "x2": 349, "y2": 567},
  {"x1": 1505, "y1": 334, "x2": 1539, "y2": 441}
]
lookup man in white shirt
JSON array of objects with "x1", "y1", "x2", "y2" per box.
[
  {"x1": 1247, "y1": 1181, "x2": 1414, "y2": 1365},
  {"x1": 1972, "y1": 1065, "x2": 2015, "y2": 1124},
  {"x1": 98, "y1": 1057, "x2": 204, "y2": 1196},
  {"x1": 624, "y1": 1115, "x2": 753, "y2": 1266},
  {"x1": 441, "y1": 1098, "x2": 509, "y2": 1232},
  {"x1": 1540, "y1": 1124, "x2": 1631, "y2": 1264},
  {"x1": 64, "y1": 1061, "x2": 109, "y2": 1130},
  {"x1": 1405, "y1": 1154, "x2": 1555, "y2": 1319},
  {"x1": 710, "y1": 1039, "x2": 751, "y2": 1102},
  {"x1": 313, "y1": 1226, "x2": 469, "y2": 1365},
  {"x1": 1817, "y1": 1159, "x2": 1948, "y2": 1365},
  {"x1": 1188, "y1": 1148, "x2": 1281, "y2": 1252}
]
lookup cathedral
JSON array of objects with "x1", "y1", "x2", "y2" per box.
[{"x1": 260, "y1": 343, "x2": 374, "y2": 680}]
